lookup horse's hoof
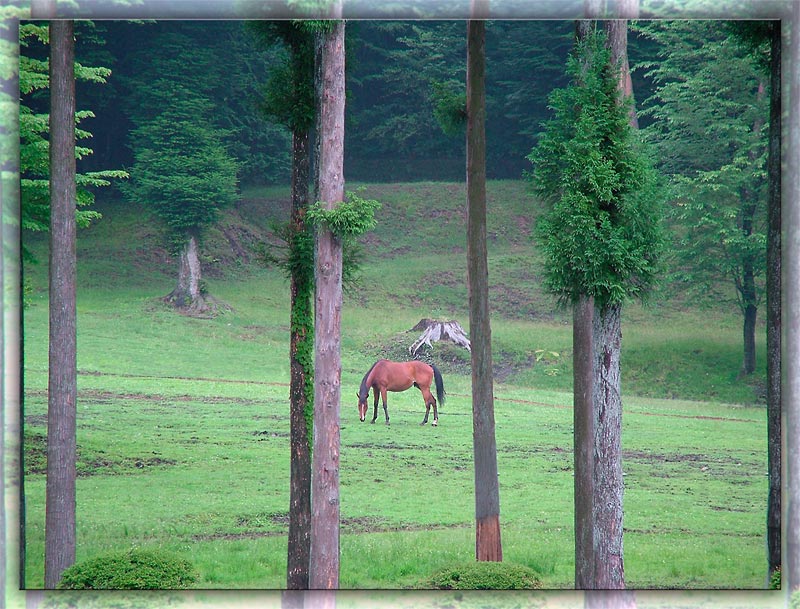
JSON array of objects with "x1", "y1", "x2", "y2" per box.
[
  {"x1": 420, "y1": 421, "x2": 427, "y2": 426},
  {"x1": 432, "y1": 421, "x2": 438, "y2": 427}
]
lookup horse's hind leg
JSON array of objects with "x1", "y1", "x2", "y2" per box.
[
  {"x1": 421, "y1": 402, "x2": 430, "y2": 426},
  {"x1": 381, "y1": 388, "x2": 390, "y2": 425},
  {"x1": 420, "y1": 387, "x2": 433, "y2": 425},
  {"x1": 432, "y1": 399, "x2": 438, "y2": 426}
]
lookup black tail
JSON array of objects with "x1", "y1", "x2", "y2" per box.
[{"x1": 431, "y1": 363, "x2": 445, "y2": 407}]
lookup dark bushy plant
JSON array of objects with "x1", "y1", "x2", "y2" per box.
[
  {"x1": 426, "y1": 561, "x2": 542, "y2": 590},
  {"x1": 769, "y1": 566, "x2": 780, "y2": 590},
  {"x1": 527, "y1": 28, "x2": 663, "y2": 309},
  {"x1": 57, "y1": 548, "x2": 197, "y2": 589}
]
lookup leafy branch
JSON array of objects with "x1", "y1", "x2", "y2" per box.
[{"x1": 307, "y1": 190, "x2": 381, "y2": 239}]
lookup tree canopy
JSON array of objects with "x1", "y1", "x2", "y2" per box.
[{"x1": 528, "y1": 28, "x2": 663, "y2": 309}]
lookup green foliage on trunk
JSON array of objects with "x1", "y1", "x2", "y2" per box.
[
  {"x1": 527, "y1": 29, "x2": 663, "y2": 309},
  {"x1": 307, "y1": 190, "x2": 381, "y2": 240},
  {"x1": 248, "y1": 21, "x2": 317, "y2": 133}
]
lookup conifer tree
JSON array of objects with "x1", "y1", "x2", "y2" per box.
[
  {"x1": 123, "y1": 94, "x2": 238, "y2": 315},
  {"x1": 528, "y1": 26, "x2": 662, "y2": 589}
]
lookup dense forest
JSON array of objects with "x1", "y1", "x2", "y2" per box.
[{"x1": 22, "y1": 20, "x2": 659, "y2": 183}]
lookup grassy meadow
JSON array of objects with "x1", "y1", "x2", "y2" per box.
[{"x1": 21, "y1": 181, "x2": 770, "y2": 589}]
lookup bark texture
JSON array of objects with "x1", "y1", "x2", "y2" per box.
[
  {"x1": 45, "y1": 19, "x2": 77, "y2": 589},
  {"x1": 287, "y1": 129, "x2": 312, "y2": 590},
  {"x1": 573, "y1": 296, "x2": 595, "y2": 588},
  {"x1": 765, "y1": 19, "x2": 781, "y2": 584},
  {"x1": 467, "y1": 18, "x2": 502, "y2": 563},
  {"x1": 591, "y1": 302, "x2": 624, "y2": 589},
  {"x1": 163, "y1": 233, "x2": 228, "y2": 317},
  {"x1": 309, "y1": 19, "x2": 345, "y2": 591}
]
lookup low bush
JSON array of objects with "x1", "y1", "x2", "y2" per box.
[
  {"x1": 425, "y1": 561, "x2": 542, "y2": 590},
  {"x1": 769, "y1": 566, "x2": 780, "y2": 590},
  {"x1": 57, "y1": 548, "x2": 197, "y2": 589}
]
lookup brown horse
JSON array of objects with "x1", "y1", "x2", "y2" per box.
[{"x1": 357, "y1": 359, "x2": 446, "y2": 426}]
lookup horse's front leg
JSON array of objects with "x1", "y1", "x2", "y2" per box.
[
  {"x1": 381, "y1": 389, "x2": 390, "y2": 425},
  {"x1": 371, "y1": 392, "x2": 379, "y2": 424}
]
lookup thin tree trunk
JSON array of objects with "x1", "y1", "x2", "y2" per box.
[
  {"x1": 572, "y1": 16, "x2": 597, "y2": 591},
  {"x1": 45, "y1": 19, "x2": 77, "y2": 589},
  {"x1": 573, "y1": 295, "x2": 595, "y2": 588},
  {"x1": 1, "y1": 9, "x2": 23, "y2": 590},
  {"x1": 765, "y1": 19, "x2": 781, "y2": 585},
  {"x1": 287, "y1": 128, "x2": 313, "y2": 590},
  {"x1": 739, "y1": 220, "x2": 758, "y2": 377},
  {"x1": 740, "y1": 80, "x2": 766, "y2": 377},
  {"x1": 785, "y1": 0, "x2": 800, "y2": 597},
  {"x1": 309, "y1": 18, "x2": 345, "y2": 591},
  {"x1": 466, "y1": 17, "x2": 502, "y2": 562}
]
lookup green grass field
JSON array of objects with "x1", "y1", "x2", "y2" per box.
[{"x1": 21, "y1": 181, "x2": 771, "y2": 590}]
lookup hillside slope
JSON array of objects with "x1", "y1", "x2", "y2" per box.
[{"x1": 21, "y1": 180, "x2": 765, "y2": 404}]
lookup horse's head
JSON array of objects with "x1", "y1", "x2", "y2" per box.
[{"x1": 356, "y1": 391, "x2": 369, "y2": 422}]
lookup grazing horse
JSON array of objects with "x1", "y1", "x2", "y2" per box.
[{"x1": 357, "y1": 359, "x2": 446, "y2": 426}]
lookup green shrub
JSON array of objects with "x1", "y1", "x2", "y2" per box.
[
  {"x1": 57, "y1": 548, "x2": 197, "y2": 589},
  {"x1": 425, "y1": 561, "x2": 542, "y2": 590},
  {"x1": 769, "y1": 566, "x2": 780, "y2": 590}
]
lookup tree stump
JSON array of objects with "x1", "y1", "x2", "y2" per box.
[{"x1": 409, "y1": 319, "x2": 471, "y2": 356}]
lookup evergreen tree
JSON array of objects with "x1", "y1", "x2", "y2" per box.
[
  {"x1": 529, "y1": 31, "x2": 661, "y2": 309},
  {"x1": 123, "y1": 94, "x2": 238, "y2": 315},
  {"x1": 528, "y1": 25, "x2": 662, "y2": 590}
]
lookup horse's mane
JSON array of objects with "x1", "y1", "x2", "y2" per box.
[{"x1": 358, "y1": 360, "x2": 381, "y2": 400}]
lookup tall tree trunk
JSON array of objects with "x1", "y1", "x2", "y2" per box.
[
  {"x1": 571, "y1": 5, "x2": 612, "y2": 581},
  {"x1": 45, "y1": 19, "x2": 77, "y2": 589},
  {"x1": 574, "y1": 13, "x2": 635, "y2": 593},
  {"x1": 1, "y1": 8, "x2": 24, "y2": 590},
  {"x1": 466, "y1": 17, "x2": 502, "y2": 563},
  {"x1": 286, "y1": 128, "x2": 313, "y2": 590},
  {"x1": 573, "y1": 295, "x2": 595, "y2": 588},
  {"x1": 785, "y1": 0, "x2": 799, "y2": 597},
  {"x1": 572, "y1": 15, "x2": 597, "y2": 591},
  {"x1": 740, "y1": 80, "x2": 766, "y2": 377},
  {"x1": 590, "y1": 302, "x2": 624, "y2": 588},
  {"x1": 765, "y1": 19, "x2": 781, "y2": 585},
  {"x1": 309, "y1": 18, "x2": 345, "y2": 591}
]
